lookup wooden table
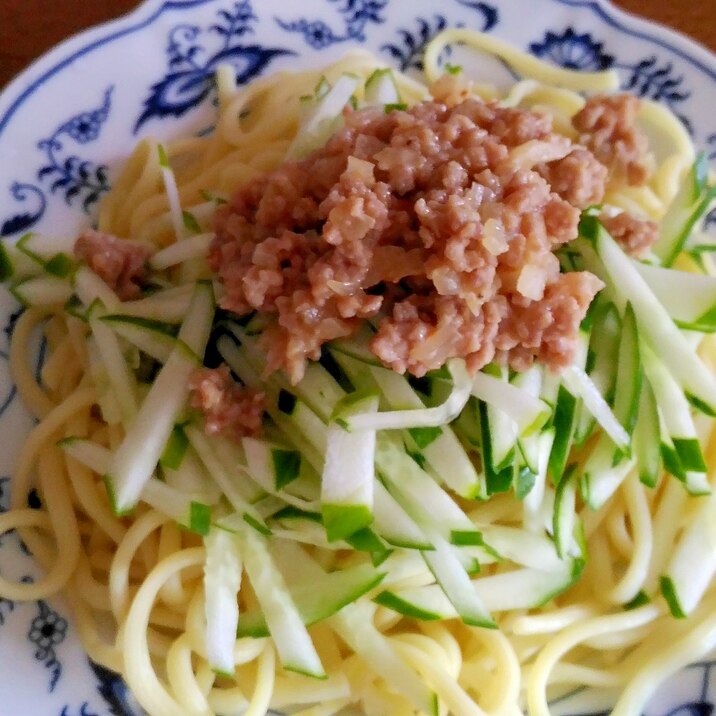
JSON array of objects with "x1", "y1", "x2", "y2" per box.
[{"x1": 0, "y1": 0, "x2": 714, "y2": 89}]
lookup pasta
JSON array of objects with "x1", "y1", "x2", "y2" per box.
[{"x1": 1, "y1": 29, "x2": 715, "y2": 716}]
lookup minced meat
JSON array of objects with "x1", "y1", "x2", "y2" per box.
[
  {"x1": 210, "y1": 96, "x2": 616, "y2": 382},
  {"x1": 189, "y1": 365, "x2": 264, "y2": 439},
  {"x1": 600, "y1": 211, "x2": 659, "y2": 258},
  {"x1": 74, "y1": 229, "x2": 151, "y2": 300},
  {"x1": 572, "y1": 94, "x2": 652, "y2": 186}
]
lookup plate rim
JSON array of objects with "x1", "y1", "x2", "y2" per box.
[
  {"x1": 1, "y1": 0, "x2": 716, "y2": 714},
  {"x1": 2, "y1": 0, "x2": 716, "y2": 142}
]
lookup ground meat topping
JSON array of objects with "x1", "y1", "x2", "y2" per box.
[
  {"x1": 600, "y1": 211, "x2": 659, "y2": 258},
  {"x1": 537, "y1": 148, "x2": 608, "y2": 209},
  {"x1": 572, "y1": 94, "x2": 652, "y2": 186},
  {"x1": 74, "y1": 229, "x2": 151, "y2": 301},
  {"x1": 210, "y1": 96, "x2": 610, "y2": 382},
  {"x1": 189, "y1": 365, "x2": 264, "y2": 440}
]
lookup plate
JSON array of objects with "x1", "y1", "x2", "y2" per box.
[{"x1": 1, "y1": 1, "x2": 715, "y2": 714}]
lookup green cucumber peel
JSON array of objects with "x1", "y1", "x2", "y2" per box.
[
  {"x1": 514, "y1": 464, "x2": 537, "y2": 500},
  {"x1": 188, "y1": 501, "x2": 211, "y2": 536},
  {"x1": 672, "y1": 437, "x2": 707, "y2": 473},
  {"x1": 237, "y1": 565, "x2": 386, "y2": 637},
  {"x1": 182, "y1": 210, "x2": 201, "y2": 234},
  {"x1": 43, "y1": 253, "x2": 76, "y2": 278},
  {"x1": 322, "y1": 504, "x2": 374, "y2": 543},
  {"x1": 271, "y1": 449, "x2": 302, "y2": 490},
  {"x1": 0, "y1": 243, "x2": 14, "y2": 281},
  {"x1": 373, "y1": 591, "x2": 442, "y2": 621},
  {"x1": 102, "y1": 314, "x2": 178, "y2": 336},
  {"x1": 661, "y1": 441, "x2": 686, "y2": 480},
  {"x1": 272, "y1": 506, "x2": 322, "y2": 523},
  {"x1": 159, "y1": 424, "x2": 189, "y2": 470},
  {"x1": 242, "y1": 513, "x2": 272, "y2": 536},
  {"x1": 660, "y1": 575, "x2": 687, "y2": 619},
  {"x1": 548, "y1": 386, "x2": 580, "y2": 485},
  {"x1": 157, "y1": 144, "x2": 170, "y2": 168},
  {"x1": 624, "y1": 590, "x2": 651, "y2": 611},
  {"x1": 407, "y1": 425, "x2": 442, "y2": 449}
]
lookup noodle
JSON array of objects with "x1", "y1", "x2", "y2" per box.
[{"x1": 1, "y1": 28, "x2": 715, "y2": 716}]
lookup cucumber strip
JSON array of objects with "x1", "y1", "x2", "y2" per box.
[
  {"x1": 471, "y1": 369, "x2": 550, "y2": 436},
  {"x1": 375, "y1": 434, "x2": 481, "y2": 545},
  {"x1": 104, "y1": 282, "x2": 214, "y2": 514},
  {"x1": 641, "y1": 345, "x2": 709, "y2": 495},
  {"x1": 163, "y1": 448, "x2": 221, "y2": 502},
  {"x1": 329, "y1": 331, "x2": 382, "y2": 367},
  {"x1": 159, "y1": 424, "x2": 189, "y2": 470},
  {"x1": 372, "y1": 479, "x2": 433, "y2": 550},
  {"x1": 226, "y1": 325, "x2": 345, "y2": 423},
  {"x1": 141, "y1": 479, "x2": 213, "y2": 533},
  {"x1": 322, "y1": 394, "x2": 378, "y2": 542},
  {"x1": 0, "y1": 241, "x2": 48, "y2": 281},
  {"x1": 578, "y1": 216, "x2": 716, "y2": 415},
  {"x1": 242, "y1": 436, "x2": 309, "y2": 496},
  {"x1": 632, "y1": 377, "x2": 661, "y2": 488},
  {"x1": 652, "y1": 154, "x2": 716, "y2": 266},
  {"x1": 547, "y1": 384, "x2": 580, "y2": 485},
  {"x1": 238, "y1": 562, "x2": 385, "y2": 638},
  {"x1": 477, "y1": 399, "x2": 514, "y2": 495},
  {"x1": 514, "y1": 461, "x2": 537, "y2": 500},
  {"x1": 523, "y1": 429, "x2": 555, "y2": 533},
  {"x1": 158, "y1": 144, "x2": 186, "y2": 242},
  {"x1": 580, "y1": 435, "x2": 635, "y2": 509},
  {"x1": 575, "y1": 302, "x2": 620, "y2": 445},
  {"x1": 118, "y1": 284, "x2": 195, "y2": 323},
  {"x1": 612, "y1": 303, "x2": 641, "y2": 441},
  {"x1": 289, "y1": 74, "x2": 360, "y2": 160},
  {"x1": 661, "y1": 495, "x2": 716, "y2": 617},
  {"x1": 635, "y1": 261, "x2": 716, "y2": 332},
  {"x1": 243, "y1": 437, "x2": 294, "y2": 493},
  {"x1": 16, "y1": 231, "x2": 76, "y2": 262},
  {"x1": 332, "y1": 603, "x2": 438, "y2": 716},
  {"x1": 89, "y1": 310, "x2": 138, "y2": 425},
  {"x1": 235, "y1": 523, "x2": 325, "y2": 678},
  {"x1": 295, "y1": 363, "x2": 347, "y2": 422},
  {"x1": 561, "y1": 365, "x2": 629, "y2": 451},
  {"x1": 13, "y1": 233, "x2": 76, "y2": 279},
  {"x1": 421, "y1": 530, "x2": 496, "y2": 628},
  {"x1": 149, "y1": 233, "x2": 213, "y2": 271},
  {"x1": 478, "y1": 365, "x2": 519, "y2": 477},
  {"x1": 58, "y1": 437, "x2": 111, "y2": 474},
  {"x1": 363, "y1": 68, "x2": 401, "y2": 105},
  {"x1": 334, "y1": 352, "x2": 482, "y2": 499},
  {"x1": 342, "y1": 358, "x2": 471, "y2": 431},
  {"x1": 10, "y1": 275, "x2": 73, "y2": 307},
  {"x1": 86, "y1": 336, "x2": 123, "y2": 425},
  {"x1": 514, "y1": 366, "x2": 545, "y2": 474},
  {"x1": 73, "y1": 266, "x2": 121, "y2": 311},
  {"x1": 477, "y1": 525, "x2": 564, "y2": 572},
  {"x1": 204, "y1": 526, "x2": 242, "y2": 675},
  {"x1": 553, "y1": 467, "x2": 578, "y2": 559},
  {"x1": 186, "y1": 425, "x2": 268, "y2": 526},
  {"x1": 217, "y1": 337, "x2": 326, "y2": 470},
  {"x1": 377, "y1": 559, "x2": 581, "y2": 619},
  {"x1": 101, "y1": 315, "x2": 177, "y2": 364}
]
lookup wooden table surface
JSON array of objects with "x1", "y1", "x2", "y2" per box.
[{"x1": 0, "y1": 0, "x2": 714, "y2": 89}]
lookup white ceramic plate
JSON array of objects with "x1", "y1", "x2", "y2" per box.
[{"x1": 1, "y1": 1, "x2": 715, "y2": 714}]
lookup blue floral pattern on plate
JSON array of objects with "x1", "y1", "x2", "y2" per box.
[
  {"x1": 0, "y1": 0, "x2": 715, "y2": 714},
  {"x1": 0, "y1": 88, "x2": 112, "y2": 238},
  {"x1": 134, "y1": 0, "x2": 293, "y2": 131},
  {"x1": 381, "y1": 1, "x2": 498, "y2": 71},
  {"x1": 276, "y1": 0, "x2": 388, "y2": 48}
]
